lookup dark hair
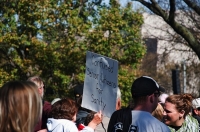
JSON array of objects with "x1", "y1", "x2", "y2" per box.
[
  {"x1": 74, "y1": 84, "x2": 92, "y2": 113},
  {"x1": 165, "y1": 93, "x2": 193, "y2": 118},
  {"x1": 84, "y1": 111, "x2": 96, "y2": 126},
  {"x1": 51, "y1": 98, "x2": 78, "y2": 120},
  {"x1": 132, "y1": 96, "x2": 148, "y2": 105}
]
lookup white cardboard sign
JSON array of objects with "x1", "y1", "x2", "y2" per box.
[{"x1": 82, "y1": 51, "x2": 118, "y2": 117}]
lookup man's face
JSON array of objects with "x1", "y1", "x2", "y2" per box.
[
  {"x1": 194, "y1": 107, "x2": 200, "y2": 116},
  {"x1": 152, "y1": 91, "x2": 160, "y2": 111},
  {"x1": 38, "y1": 83, "x2": 44, "y2": 98}
]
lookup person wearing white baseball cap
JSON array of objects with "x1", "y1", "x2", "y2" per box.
[{"x1": 192, "y1": 98, "x2": 200, "y2": 125}]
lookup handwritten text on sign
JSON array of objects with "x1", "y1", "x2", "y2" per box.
[{"x1": 82, "y1": 51, "x2": 118, "y2": 117}]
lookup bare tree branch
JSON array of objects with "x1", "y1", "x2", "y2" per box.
[
  {"x1": 132, "y1": 0, "x2": 200, "y2": 59},
  {"x1": 183, "y1": 0, "x2": 200, "y2": 15},
  {"x1": 135, "y1": 0, "x2": 169, "y2": 20},
  {"x1": 169, "y1": 0, "x2": 175, "y2": 23}
]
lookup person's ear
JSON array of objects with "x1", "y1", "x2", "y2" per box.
[
  {"x1": 38, "y1": 88, "x2": 42, "y2": 94},
  {"x1": 194, "y1": 109, "x2": 198, "y2": 115},
  {"x1": 149, "y1": 94, "x2": 154, "y2": 103},
  {"x1": 116, "y1": 98, "x2": 121, "y2": 110},
  {"x1": 179, "y1": 110, "x2": 185, "y2": 119}
]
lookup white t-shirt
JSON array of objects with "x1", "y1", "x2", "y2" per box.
[{"x1": 129, "y1": 111, "x2": 170, "y2": 132}]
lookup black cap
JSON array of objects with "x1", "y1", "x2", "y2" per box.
[
  {"x1": 131, "y1": 76, "x2": 165, "y2": 97},
  {"x1": 74, "y1": 84, "x2": 84, "y2": 98}
]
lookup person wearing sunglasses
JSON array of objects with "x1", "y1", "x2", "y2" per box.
[{"x1": 108, "y1": 76, "x2": 170, "y2": 132}]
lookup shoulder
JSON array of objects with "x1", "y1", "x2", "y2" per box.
[
  {"x1": 169, "y1": 115, "x2": 199, "y2": 132},
  {"x1": 184, "y1": 115, "x2": 199, "y2": 130},
  {"x1": 193, "y1": 115, "x2": 200, "y2": 124},
  {"x1": 110, "y1": 107, "x2": 132, "y2": 121},
  {"x1": 131, "y1": 110, "x2": 152, "y2": 118},
  {"x1": 108, "y1": 108, "x2": 132, "y2": 132},
  {"x1": 60, "y1": 119, "x2": 78, "y2": 131},
  {"x1": 131, "y1": 111, "x2": 170, "y2": 131},
  {"x1": 43, "y1": 101, "x2": 51, "y2": 107},
  {"x1": 76, "y1": 110, "x2": 90, "y2": 126},
  {"x1": 112, "y1": 107, "x2": 132, "y2": 118},
  {"x1": 43, "y1": 101, "x2": 51, "y2": 111},
  {"x1": 185, "y1": 115, "x2": 199, "y2": 125},
  {"x1": 47, "y1": 118, "x2": 78, "y2": 132}
]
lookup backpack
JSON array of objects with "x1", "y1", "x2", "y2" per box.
[{"x1": 107, "y1": 107, "x2": 132, "y2": 132}]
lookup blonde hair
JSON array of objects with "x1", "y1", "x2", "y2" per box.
[
  {"x1": 152, "y1": 103, "x2": 164, "y2": 121},
  {"x1": 0, "y1": 81, "x2": 42, "y2": 132}
]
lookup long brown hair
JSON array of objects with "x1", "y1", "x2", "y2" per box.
[{"x1": 0, "y1": 81, "x2": 42, "y2": 132}]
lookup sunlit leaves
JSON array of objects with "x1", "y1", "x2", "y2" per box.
[{"x1": 0, "y1": 0, "x2": 145, "y2": 105}]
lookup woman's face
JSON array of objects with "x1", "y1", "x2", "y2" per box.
[{"x1": 163, "y1": 101, "x2": 184, "y2": 126}]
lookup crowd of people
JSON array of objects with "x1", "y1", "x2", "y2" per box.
[{"x1": 0, "y1": 75, "x2": 200, "y2": 132}]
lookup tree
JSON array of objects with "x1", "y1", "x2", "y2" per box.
[
  {"x1": 132, "y1": 0, "x2": 200, "y2": 60},
  {"x1": 0, "y1": 0, "x2": 145, "y2": 105},
  {"x1": 129, "y1": 0, "x2": 200, "y2": 96}
]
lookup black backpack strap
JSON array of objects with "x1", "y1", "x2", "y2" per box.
[{"x1": 108, "y1": 107, "x2": 132, "y2": 132}]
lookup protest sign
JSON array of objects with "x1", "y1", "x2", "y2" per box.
[{"x1": 82, "y1": 51, "x2": 118, "y2": 118}]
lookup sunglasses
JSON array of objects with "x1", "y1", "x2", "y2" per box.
[{"x1": 154, "y1": 91, "x2": 161, "y2": 97}]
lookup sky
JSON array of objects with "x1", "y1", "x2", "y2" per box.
[
  {"x1": 103, "y1": 0, "x2": 129, "y2": 6},
  {"x1": 103, "y1": 0, "x2": 144, "y2": 9}
]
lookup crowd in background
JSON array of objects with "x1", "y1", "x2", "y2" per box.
[{"x1": 0, "y1": 75, "x2": 200, "y2": 132}]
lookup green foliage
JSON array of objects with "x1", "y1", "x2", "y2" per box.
[{"x1": 0, "y1": 0, "x2": 145, "y2": 106}]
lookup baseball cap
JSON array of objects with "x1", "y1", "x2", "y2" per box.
[
  {"x1": 192, "y1": 98, "x2": 200, "y2": 109},
  {"x1": 131, "y1": 76, "x2": 165, "y2": 97},
  {"x1": 74, "y1": 84, "x2": 84, "y2": 98}
]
